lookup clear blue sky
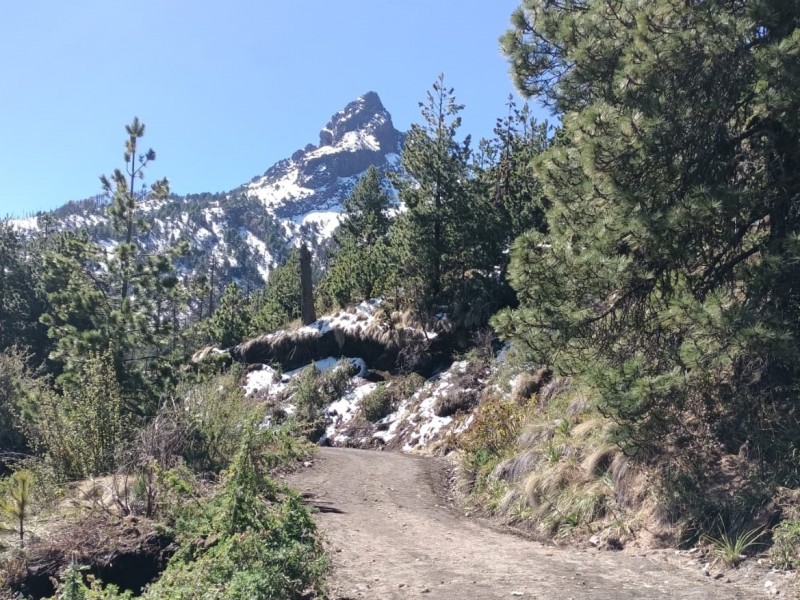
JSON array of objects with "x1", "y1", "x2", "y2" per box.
[{"x1": 1, "y1": 0, "x2": 546, "y2": 218}]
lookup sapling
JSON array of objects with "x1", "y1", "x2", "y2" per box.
[{"x1": 0, "y1": 469, "x2": 34, "y2": 548}]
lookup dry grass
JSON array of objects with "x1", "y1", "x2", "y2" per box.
[{"x1": 458, "y1": 373, "x2": 661, "y2": 544}]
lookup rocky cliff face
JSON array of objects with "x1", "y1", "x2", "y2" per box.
[
  {"x1": 11, "y1": 92, "x2": 404, "y2": 287},
  {"x1": 244, "y1": 92, "x2": 403, "y2": 236}
]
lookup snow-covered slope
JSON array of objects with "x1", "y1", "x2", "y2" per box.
[{"x1": 10, "y1": 92, "x2": 404, "y2": 287}]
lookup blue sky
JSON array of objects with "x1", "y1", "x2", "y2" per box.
[{"x1": 1, "y1": 0, "x2": 546, "y2": 218}]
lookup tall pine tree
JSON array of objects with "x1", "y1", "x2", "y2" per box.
[
  {"x1": 495, "y1": 0, "x2": 800, "y2": 480},
  {"x1": 321, "y1": 165, "x2": 394, "y2": 307},
  {"x1": 41, "y1": 119, "x2": 187, "y2": 405},
  {"x1": 392, "y1": 75, "x2": 474, "y2": 307}
]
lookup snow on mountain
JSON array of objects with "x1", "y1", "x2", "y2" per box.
[
  {"x1": 244, "y1": 91, "x2": 403, "y2": 243},
  {"x1": 10, "y1": 92, "x2": 404, "y2": 287}
]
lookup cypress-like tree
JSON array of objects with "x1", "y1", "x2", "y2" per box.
[
  {"x1": 208, "y1": 283, "x2": 250, "y2": 348},
  {"x1": 495, "y1": 0, "x2": 800, "y2": 481}
]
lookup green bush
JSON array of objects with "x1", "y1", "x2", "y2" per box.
[
  {"x1": 771, "y1": 520, "x2": 800, "y2": 570},
  {"x1": 177, "y1": 368, "x2": 266, "y2": 473},
  {"x1": 360, "y1": 384, "x2": 395, "y2": 422},
  {"x1": 26, "y1": 352, "x2": 132, "y2": 479},
  {"x1": 0, "y1": 349, "x2": 34, "y2": 459},
  {"x1": 141, "y1": 426, "x2": 327, "y2": 599},
  {"x1": 290, "y1": 360, "x2": 359, "y2": 440}
]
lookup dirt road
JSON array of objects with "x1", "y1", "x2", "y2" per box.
[{"x1": 286, "y1": 447, "x2": 763, "y2": 599}]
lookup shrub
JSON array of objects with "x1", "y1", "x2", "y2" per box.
[
  {"x1": 360, "y1": 384, "x2": 395, "y2": 422},
  {"x1": 290, "y1": 360, "x2": 359, "y2": 440},
  {"x1": 141, "y1": 426, "x2": 327, "y2": 599},
  {"x1": 460, "y1": 394, "x2": 524, "y2": 457},
  {"x1": 398, "y1": 372, "x2": 426, "y2": 399},
  {"x1": 433, "y1": 389, "x2": 478, "y2": 418},
  {"x1": 0, "y1": 348, "x2": 34, "y2": 460},
  {"x1": 25, "y1": 352, "x2": 132, "y2": 479},
  {"x1": 178, "y1": 368, "x2": 265, "y2": 473},
  {"x1": 771, "y1": 520, "x2": 800, "y2": 570}
]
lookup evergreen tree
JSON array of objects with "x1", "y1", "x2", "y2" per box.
[
  {"x1": 208, "y1": 283, "x2": 249, "y2": 348},
  {"x1": 321, "y1": 166, "x2": 394, "y2": 307},
  {"x1": 40, "y1": 119, "x2": 187, "y2": 404},
  {"x1": 338, "y1": 165, "x2": 392, "y2": 247},
  {"x1": 392, "y1": 75, "x2": 474, "y2": 307},
  {"x1": 0, "y1": 222, "x2": 48, "y2": 356},
  {"x1": 496, "y1": 0, "x2": 800, "y2": 479},
  {"x1": 248, "y1": 251, "x2": 302, "y2": 334},
  {"x1": 485, "y1": 96, "x2": 550, "y2": 244}
]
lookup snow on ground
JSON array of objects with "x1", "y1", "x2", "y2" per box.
[
  {"x1": 296, "y1": 210, "x2": 342, "y2": 241},
  {"x1": 245, "y1": 356, "x2": 369, "y2": 399},
  {"x1": 295, "y1": 299, "x2": 383, "y2": 338},
  {"x1": 324, "y1": 381, "x2": 377, "y2": 445},
  {"x1": 245, "y1": 355, "x2": 480, "y2": 455},
  {"x1": 9, "y1": 216, "x2": 39, "y2": 231},
  {"x1": 371, "y1": 361, "x2": 470, "y2": 452},
  {"x1": 243, "y1": 366, "x2": 286, "y2": 397},
  {"x1": 240, "y1": 301, "x2": 480, "y2": 455},
  {"x1": 243, "y1": 230, "x2": 273, "y2": 281}
]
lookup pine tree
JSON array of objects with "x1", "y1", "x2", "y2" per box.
[
  {"x1": 338, "y1": 165, "x2": 392, "y2": 247},
  {"x1": 0, "y1": 222, "x2": 48, "y2": 356},
  {"x1": 321, "y1": 166, "x2": 394, "y2": 307},
  {"x1": 248, "y1": 251, "x2": 302, "y2": 334},
  {"x1": 495, "y1": 0, "x2": 800, "y2": 476},
  {"x1": 485, "y1": 96, "x2": 550, "y2": 244},
  {"x1": 208, "y1": 283, "x2": 249, "y2": 348},
  {"x1": 0, "y1": 469, "x2": 34, "y2": 548},
  {"x1": 40, "y1": 119, "x2": 187, "y2": 404},
  {"x1": 392, "y1": 75, "x2": 473, "y2": 307}
]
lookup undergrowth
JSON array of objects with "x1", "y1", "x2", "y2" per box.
[{"x1": 47, "y1": 425, "x2": 327, "y2": 599}]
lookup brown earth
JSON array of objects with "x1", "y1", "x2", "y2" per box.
[{"x1": 285, "y1": 447, "x2": 785, "y2": 600}]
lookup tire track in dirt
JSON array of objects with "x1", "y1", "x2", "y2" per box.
[{"x1": 285, "y1": 447, "x2": 761, "y2": 599}]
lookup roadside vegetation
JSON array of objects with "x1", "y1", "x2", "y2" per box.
[{"x1": 3, "y1": 0, "x2": 800, "y2": 592}]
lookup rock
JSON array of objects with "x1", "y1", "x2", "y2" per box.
[{"x1": 589, "y1": 535, "x2": 601, "y2": 547}]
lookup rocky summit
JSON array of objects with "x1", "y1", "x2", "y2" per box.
[
  {"x1": 11, "y1": 92, "x2": 404, "y2": 287},
  {"x1": 246, "y1": 91, "x2": 403, "y2": 228}
]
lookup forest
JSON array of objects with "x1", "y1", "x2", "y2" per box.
[{"x1": 2, "y1": 0, "x2": 800, "y2": 597}]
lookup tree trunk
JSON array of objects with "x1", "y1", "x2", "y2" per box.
[{"x1": 300, "y1": 243, "x2": 316, "y2": 325}]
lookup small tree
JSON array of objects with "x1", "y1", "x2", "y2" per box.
[
  {"x1": 0, "y1": 469, "x2": 34, "y2": 548},
  {"x1": 207, "y1": 283, "x2": 249, "y2": 348},
  {"x1": 41, "y1": 118, "x2": 186, "y2": 408}
]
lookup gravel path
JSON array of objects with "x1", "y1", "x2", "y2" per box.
[{"x1": 286, "y1": 447, "x2": 764, "y2": 599}]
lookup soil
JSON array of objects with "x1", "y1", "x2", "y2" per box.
[{"x1": 285, "y1": 447, "x2": 785, "y2": 600}]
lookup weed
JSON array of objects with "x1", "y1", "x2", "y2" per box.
[
  {"x1": 543, "y1": 441, "x2": 563, "y2": 464},
  {"x1": 704, "y1": 523, "x2": 765, "y2": 567}
]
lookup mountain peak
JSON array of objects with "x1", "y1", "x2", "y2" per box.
[{"x1": 319, "y1": 92, "x2": 396, "y2": 149}]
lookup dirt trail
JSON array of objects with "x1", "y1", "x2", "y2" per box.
[{"x1": 286, "y1": 448, "x2": 762, "y2": 600}]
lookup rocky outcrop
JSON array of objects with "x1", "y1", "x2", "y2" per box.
[{"x1": 246, "y1": 92, "x2": 404, "y2": 224}]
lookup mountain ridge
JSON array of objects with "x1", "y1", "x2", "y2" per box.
[{"x1": 10, "y1": 92, "x2": 405, "y2": 289}]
